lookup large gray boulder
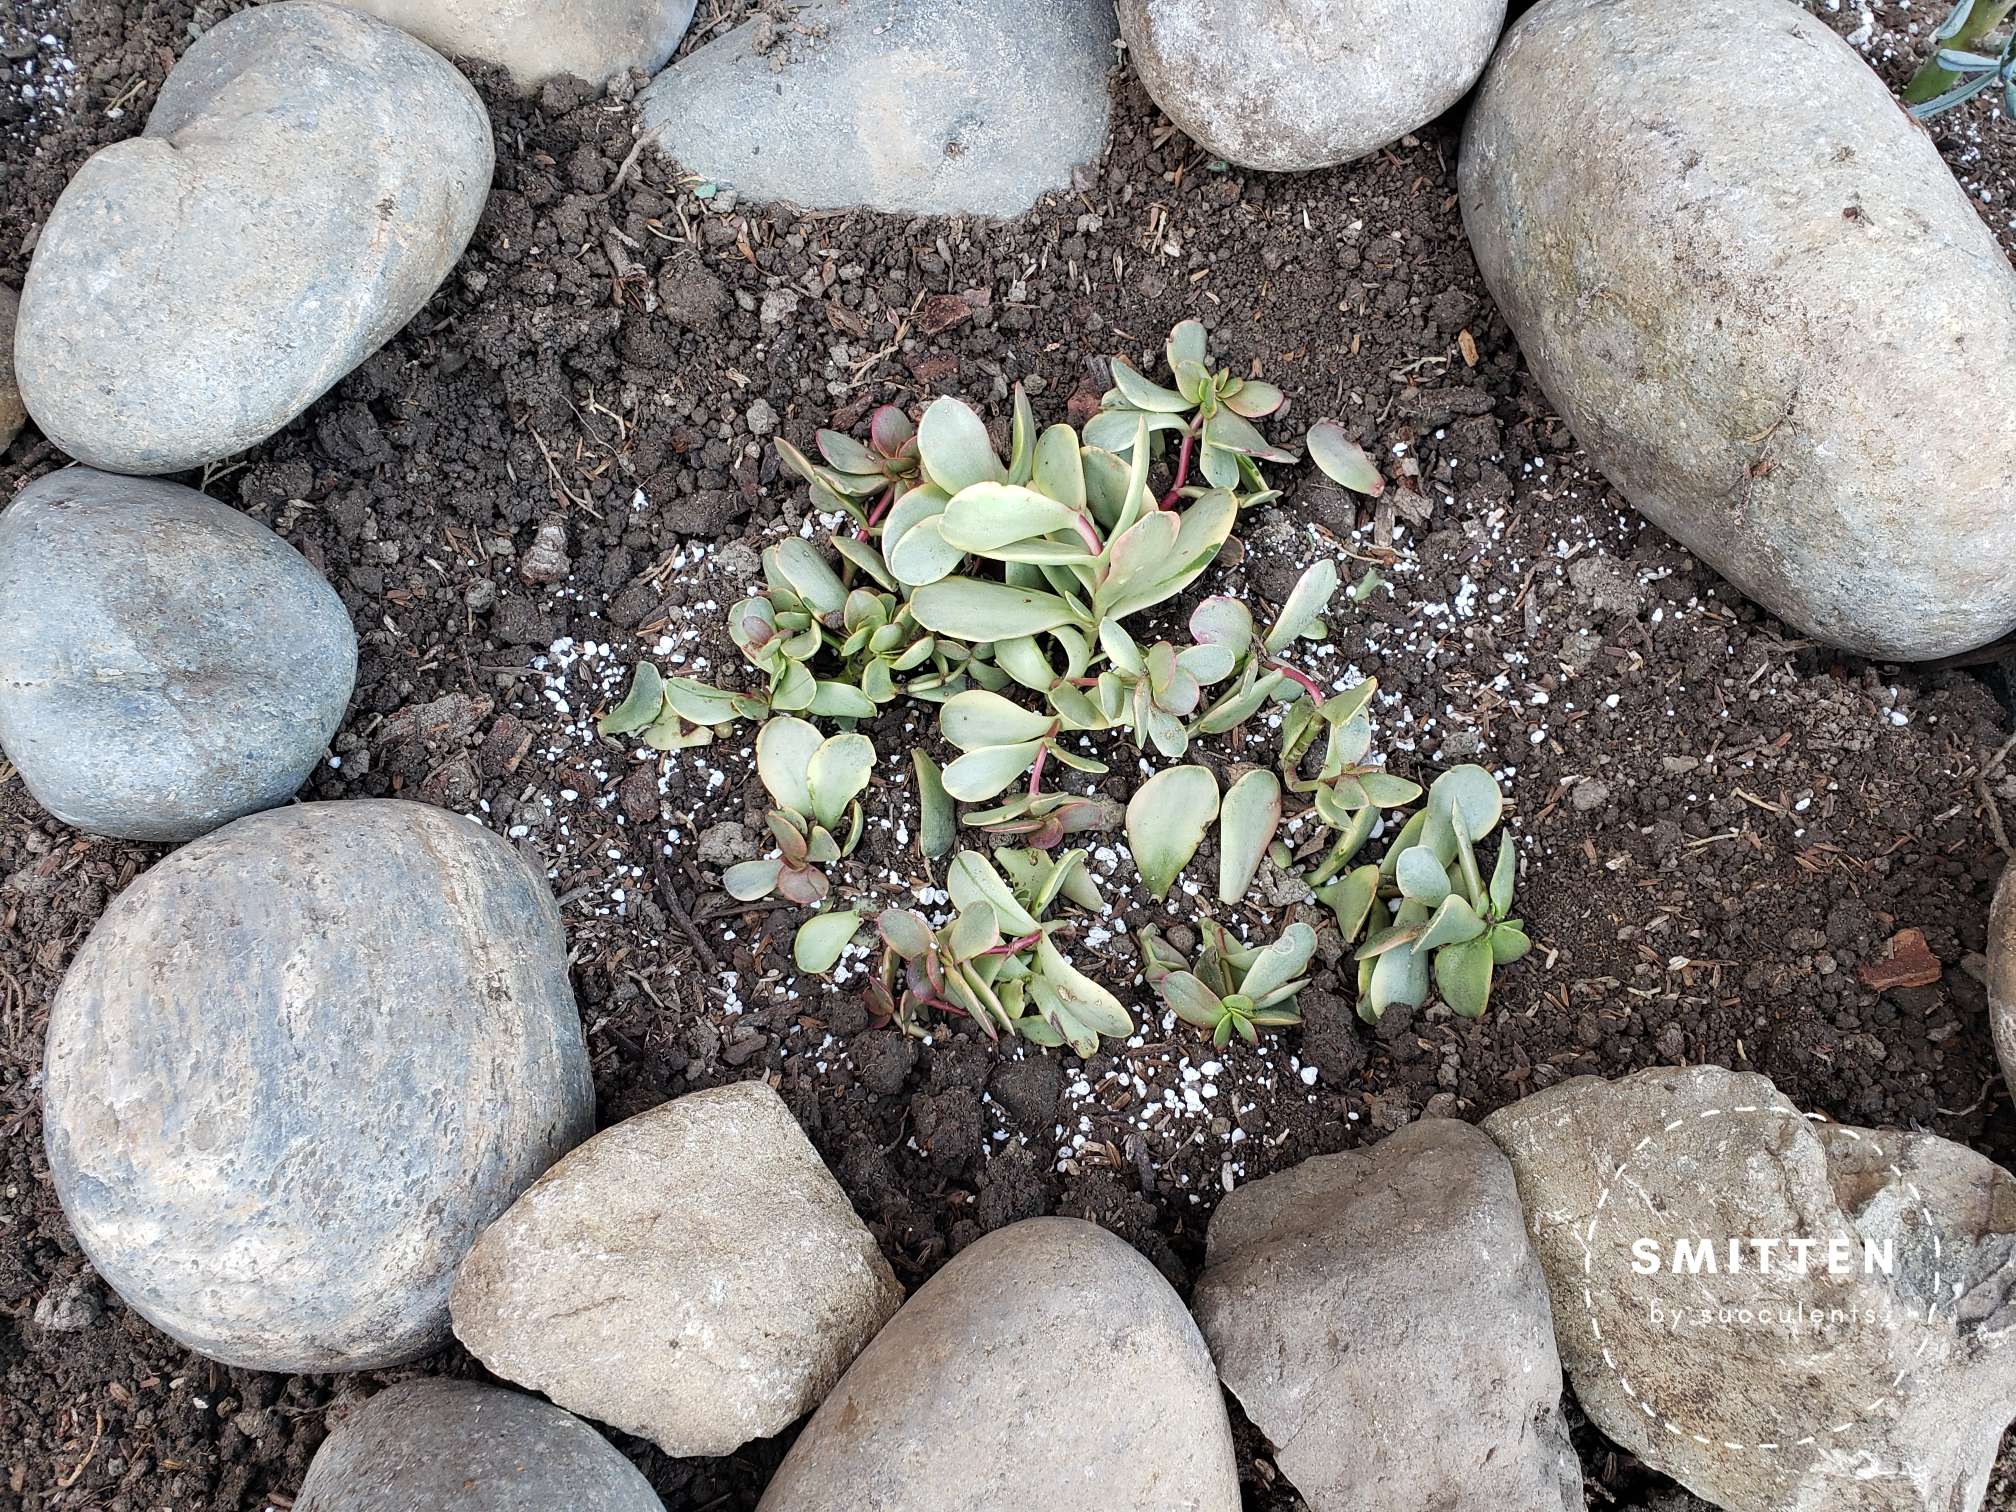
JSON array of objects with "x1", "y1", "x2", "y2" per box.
[
  {"x1": 1992, "y1": 866, "x2": 2016, "y2": 1107},
  {"x1": 451, "y1": 1080, "x2": 904, "y2": 1457},
  {"x1": 42, "y1": 800, "x2": 594, "y2": 1373},
  {"x1": 296, "y1": 1379, "x2": 662, "y2": 1512},
  {"x1": 345, "y1": 0, "x2": 697, "y2": 92},
  {"x1": 0, "y1": 469, "x2": 356, "y2": 841},
  {"x1": 1485, "y1": 1065, "x2": 2016, "y2": 1512},
  {"x1": 1459, "y1": 0, "x2": 2016, "y2": 661},
  {"x1": 1117, "y1": 0, "x2": 1505, "y2": 171},
  {"x1": 0, "y1": 286, "x2": 22, "y2": 452},
  {"x1": 638, "y1": 0, "x2": 1116, "y2": 217},
  {"x1": 16, "y1": 1, "x2": 492, "y2": 475},
  {"x1": 758, "y1": 1217, "x2": 1240, "y2": 1511},
  {"x1": 1194, "y1": 1119, "x2": 1581, "y2": 1512}
]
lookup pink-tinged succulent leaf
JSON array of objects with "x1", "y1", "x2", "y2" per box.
[{"x1": 1307, "y1": 420, "x2": 1387, "y2": 496}]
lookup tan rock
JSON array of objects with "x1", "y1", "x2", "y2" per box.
[
  {"x1": 346, "y1": 0, "x2": 696, "y2": 92},
  {"x1": 1991, "y1": 867, "x2": 2016, "y2": 1106},
  {"x1": 450, "y1": 1080, "x2": 902, "y2": 1457},
  {"x1": 758, "y1": 1217, "x2": 1240, "y2": 1511}
]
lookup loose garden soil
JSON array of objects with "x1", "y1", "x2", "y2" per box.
[{"x1": 4, "y1": 2, "x2": 2016, "y2": 1508}]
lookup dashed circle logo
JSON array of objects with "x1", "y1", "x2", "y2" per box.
[{"x1": 1575, "y1": 1099, "x2": 2002, "y2": 1455}]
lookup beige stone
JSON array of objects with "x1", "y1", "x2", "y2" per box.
[
  {"x1": 450, "y1": 1080, "x2": 902, "y2": 1458},
  {"x1": 758, "y1": 1217, "x2": 1240, "y2": 1511},
  {"x1": 344, "y1": 0, "x2": 695, "y2": 92}
]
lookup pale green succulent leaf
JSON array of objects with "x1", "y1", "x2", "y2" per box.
[
  {"x1": 806, "y1": 733, "x2": 876, "y2": 831},
  {"x1": 1109, "y1": 356, "x2": 1192, "y2": 413},
  {"x1": 1160, "y1": 970, "x2": 1225, "y2": 1029},
  {"x1": 941, "y1": 482, "x2": 1086, "y2": 553},
  {"x1": 1436, "y1": 935, "x2": 1496, "y2": 1018},
  {"x1": 912, "y1": 750, "x2": 955, "y2": 861},
  {"x1": 941, "y1": 689, "x2": 1059, "y2": 750},
  {"x1": 909, "y1": 579, "x2": 1087, "y2": 641},
  {"x1": 1316, "y1": 863, "x2": 1382, "y2": 943},
  {"x1": 723, "y1": 858, "x2": 783, "y2": 901},
  {"x1": 1396, "y1": 846, "x2": 1453, "y2": 906},
  {"x1": 917, "y1": 396, "x2": 1005, "y2": 494},
  {"x1": 942, "y1": 741, "x2": 1043, "y2": 802},
  {"x1": 600, "y1": 662, "x2": 666, "y2": 736},
  {"x1": 949, "y1": 850, "x2": 1042, "y2": 936},
  {"x1": 755, "y1": 716, "x2": 822, "y2": 814},
  {"x1": 1217, "y1": 768, "x2": 1282, "y2": 906},
  {"x1": 794, "y1": 910, "x2": 863, "y2": 975},
  {"x1": 767, "y1": 539, "x2": 848, "y2": 619},
  {"x1": 1126, "y1": 764, "x2": 1220, "y2": 900},
  {"x1": 1240, "y1": 922, "x2": 1316, "y2": 1001},
  {"x1": 1491, "y1": 924, "x2": 1532, "y2": 965},
  {"x1": 1418, "y1": 894, "x2": 1488, "y2": 953},
  {"x1": 1264, "y1": 560, "x2": 1341, "y2": 654},
  {"x1": 809, "y1": 681, "x2": 878, "y2": 719}
]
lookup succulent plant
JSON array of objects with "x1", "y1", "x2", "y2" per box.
[
  {"x1": 865, "y1": 848, "x2": 1131, "y2": 1055},
  {"x1": 1140, "y1": 919, "x2": 1317, "y2": 1047},
  {"x1": 721, "y1": 718, "x2": 876, "y2": 905},
  {"x1": 775, "y1": 403, "x2": 923, "y2": 530},
  {"x1": 1217, "y1": 768, "x2": 1283, "y2": 905},
  {"x1": 599, "y1": 661, "x2": 753, "y2": 750},
  {"x1": 1904, "y1": 0, "x2": 2016, "y2": 117},
  {"x1": 1281, "y1": 678, "x2": 1423, "y2": 830},
  {"x1": 1086, "y1": 319, "x2": 1294, "y2": 504},
  {"x1": 1316, "y1": 765, "x2": 1531, "y2": 1023}
]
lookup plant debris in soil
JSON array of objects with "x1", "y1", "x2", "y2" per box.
[{"x1": 4, "y1": 2, "x2": 2016, "y2": 1509}]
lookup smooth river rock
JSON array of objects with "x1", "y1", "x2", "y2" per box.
[
  {"x1": 1117, "y1": 0, "x2": 1506, "y2": 171},
  {"x1": 451, "y1": 1080, "x2": 903, "y2": 1457},
  {"x1": 16, "y1": 1, "x2": 492, "y2": 475},
  {"x1": 1459, "y1": 0, "x2": 2016, "y2": 660},
  {"x1": 0, "y1": 469, "x2": 356, "y2": 841},
  {"x1": 0, "y1": 285, "x2": 22, "y2": 452},
  {"x1": 346, "y1": 0, "x2": 696, "y2": 92},
  {"x1": 1485, "y1": 1065, "x2": 2016, "y2": 1512},
  {"x1": 1992, "y1": 866, "x2": 2016, "y2": 1109},
  {"x1": 758, "y1": 1217, "x2": 1240, "y2": 1511},
  {"x1": 638, "y1": 0, "x2": 1117, "y2": 217},
  {"x1": 43, "y1": 800, "x2": 594, "y2": 1373},
  {"x1": 296, "y1": 1379, "x2": 662, "y2": 1512},
  {"x1": 1194, "y1": 1119, "x2": 1581, "y2": 1512}
]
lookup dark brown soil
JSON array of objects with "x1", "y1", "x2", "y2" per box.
[{"x1": 4, "y1": 2, "x2": 2016, "y2": 1509}]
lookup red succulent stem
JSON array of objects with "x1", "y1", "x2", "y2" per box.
[
  {"x1": 1158, "y1": 421, "x2": 1200, "y2": 510},
  {"x1": 982, "y1": 931, "x2": 1045, "y2": 958},
  {"x1": 1027, "y1": 742, "x2": 1050, "y2": 797},
  {"x1": 857, "y1": 483, "x2": 899, "y2": 538},
  {"x1": 1073, "y1": 512, "x2": 1104, "y2": 554},
  {"x1": 1272, "y1": 660, "x2": 1326, "y2": 705}
]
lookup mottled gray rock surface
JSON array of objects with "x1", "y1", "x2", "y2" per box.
[
  {"x1": 1194, "y1": 1120, "x2": 1580, "y2": 1512},
  {"x1": 1992, "y1": 867, "x2": 2016, "y2": 1110},
  {"x1": 347, "y1": 0, "x2": 696, "y2": 91},
  {"x1": 1459, "y1": 0, "x2": 2016, "y2": 661},
  {"x1": 1485, "y1": 1065, "x2": 2016, "y2": 1512},
  {"x1": 758, "y1": 1217, "x2": 1239, "y2": 1511},
  {"x1": 451, "y1": 1080, "x2": 903, "y2": 1457},
  {"x1": 1117, "y1": 0, "x2": 1504, "y2": 171},
  {"x1": 0, "y1": 470, "x2": 356, "y2": 840},
  {"x1": 0, "y1": 286, "x2": 22, "y2": 452},
  {"x1": 638, "y1": 0, "x2": 1116, "y2": 216},
  {"x1": 296, "y1": 1380, "x2": 661, "y2": 1512},
  {"x1": 43, "y1": 801, "x2": 594, "y2": 1372},
  {"x1": 16, "y1": 1, "x2": 492, "y2": 474}
]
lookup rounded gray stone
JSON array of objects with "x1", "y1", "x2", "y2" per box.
[
  {"x1": 43, "y1": 800, "x2": 595, "y2": 1373},
  {"x1": 451, "y1": 1080, "x2": 904, "y2": 1458},
  {"x1": 638, "y1": 0, "x2": 1117, "y2": 218},
  {"x1": 1459, "y1": 0, "x2": 2016, "y2": 661},
  {"x1": 1117, "y1": 0, "x2": 1506, "y2": 171},
  {"x1": 1194, "y1": 1119, "x2": 1581, "y2": 1512},
  {"x1": 0, "y1": 285, "x2": 22, "y2": 453},
  {"x1": 346, "y1": 0, "x2": 697, "y2": 92},
  {"x1": 16, "y1": 1, "x2": 493, "y2": 475},
  {"x1": 0, "y1": 469, "x2": 357, "y2": 841},
  {"x1": 757, "y1": 1216, "x2": 1239, "y2": 1512},
  {"x1": 295, "y1": 1379, "x2": 661, "y2": 1512}
]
